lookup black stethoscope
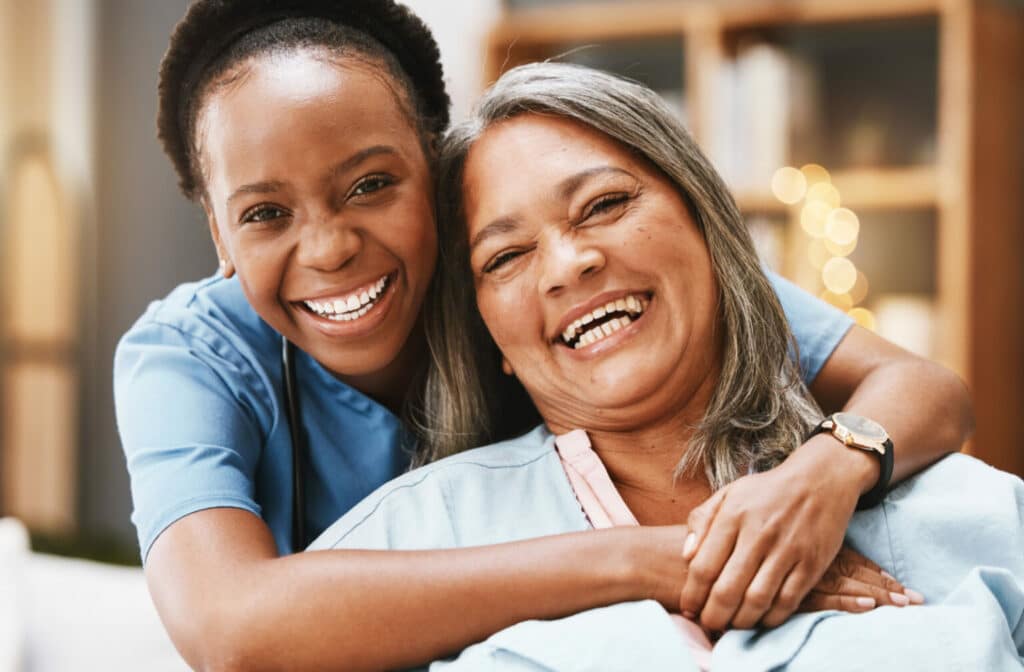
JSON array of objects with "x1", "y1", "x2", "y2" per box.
[{"x1": 281, "y1": 336, "x2": 308, "y2": 551}]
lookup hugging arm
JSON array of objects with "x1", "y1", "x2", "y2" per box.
[{"x1": 679, "y1": 325, "x2": 974, "y2": 630}]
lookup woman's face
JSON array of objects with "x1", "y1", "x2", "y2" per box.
[
  {"x1": 463, "y1": 114, "x2": 720, "y2": 431},
  {"x1": 199, "y1": 50, "x2": 437, "y2": 382}
]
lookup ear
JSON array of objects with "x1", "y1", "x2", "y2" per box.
[
  {"x1": 204, "y1": 201, "x2": 235, "y2": 279},
  {"x1": 501, "y1": 357, "x2": 514, "y2": 376}
]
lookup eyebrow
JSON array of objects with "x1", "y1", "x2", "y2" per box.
[
  {"x1": 226, "y1": 145, "x2": 399, "y2": 205},
  {"x1": 469, "y1": 165, "x2": 636, "y2": 253}
]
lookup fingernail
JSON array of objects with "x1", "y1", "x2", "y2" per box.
[
  {"x1": 682, "y1": 610, "x2": 697, "y2": 619},
  {"x1": 904, "y1": 588, "x2": 925, "y2": 604},
  {"x1": 890, "y1": 592, "x2": 910, "y2": 606},
  {"x1": 682, "y1": 532, "x2": 697, "y2": 557},
  {"x1": 855, "y1": 597, "x2": 876, "y2": 609},
  {"x1": 880, "y1": 570, "x2": 896, "y2": 581}
]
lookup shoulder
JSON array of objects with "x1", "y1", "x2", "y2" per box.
[{"x1": 309, "y1": 426, "x2": 587, "y2": 551}]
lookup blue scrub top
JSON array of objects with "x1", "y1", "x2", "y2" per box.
[{"x1": 114, "y1": 271, "x2": 851, "y2": 560}]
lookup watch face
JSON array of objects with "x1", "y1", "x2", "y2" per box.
[{"x1": 833, "y1": 413, "x2": 888, "y2": 442}]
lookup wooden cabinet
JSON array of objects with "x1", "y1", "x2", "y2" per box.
[{"x1": 485, "y1": 0, "x2": 1024, "y2": 476}]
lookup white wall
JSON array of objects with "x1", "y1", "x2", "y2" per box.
[{"x1": 400, "y1": 0, "x2": 502, "y2": 121}]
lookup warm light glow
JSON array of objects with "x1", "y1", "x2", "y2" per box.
[
  {"x1": 824, "y1": 236, "x2": 857, "y2": 257},
  {"x1": 822, "y1": 257, "x2": 858, "y2": 294},
  {"x1": 848, "y1": 307, "x2": 877, "y2": 331},
  {"x1": 850, "y1": 271, "x2": 870, "y2": 305},
  {"x1": 800, "y1": 163, "x2": 831, "y2": 187},
  {"x1": 826, "y1": 208, "x2": 860, "y2": 245},
  {"x1": 820, "y1": 290, "x2": 853, "y2": 311},
  {"x1": 771, "y1": 166, "x2": 807, "y2": 204},
  {"x1": 800, "y1": 201, "x2": 831, "y2": 237},
  {"x1": 806, "y1": 182, "x2": 841, "y2": 209},
  {"x1": 807, "y1": 238, "x2": 831, "y2": 270}
]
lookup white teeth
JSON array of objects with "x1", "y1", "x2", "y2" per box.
[
  {"x1": 562, "y1": 293, "x2": 649, "y2": 347},
  {"x1": 303, "y1": 274, "x2": 390, "y2": 321}
]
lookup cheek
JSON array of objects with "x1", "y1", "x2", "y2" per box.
[{"x1": 477, "y1": 282, "x2": 538, "y2": 353}]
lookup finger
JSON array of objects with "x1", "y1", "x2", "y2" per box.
[
  {"x1": 698, "y1": 528, "x2": 772, "y2": 631},
  {"x1": 833, "y1": 548, "x2": 922, "y2": 603},
  {"x1": 730, "y1": 554, "x2": 795, "y2": 630},
  {"x1": 683, "y1": 488, "x2": 728, "y2": 560},
  {"x1": 819, "y1": 576, "x2": 910, "y2": 608},
  {"x1": 798, "y1": 590, "x2": 877, "y2": 614},
  {"x1": 678, "y1": 512, "x2": 739, "y2": 618},
  {"x1": 761, "y1": 564, "x2": 813, "y2": 628}
]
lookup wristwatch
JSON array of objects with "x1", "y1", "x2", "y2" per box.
[{"x1": 810, "y1": 413, "x2": 894, "y2": 510}]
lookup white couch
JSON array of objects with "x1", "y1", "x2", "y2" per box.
[{"x1": 0, "y1": 518, "x2": 189, "y2": 672}]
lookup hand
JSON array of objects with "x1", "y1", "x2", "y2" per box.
[
  {"x1": 678, "y1": 436, "x2": 870, "y2": 631},
  {"x1": 799, "y1": 545, "x2": 924, "y2": 614}
]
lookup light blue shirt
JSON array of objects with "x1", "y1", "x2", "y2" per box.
[
  {"x1": 114, "y1": 271, "x2": 851, "y2": 560},
  {"x1": 311, "y1": 427, "x2": 1024, "y2": 671}
]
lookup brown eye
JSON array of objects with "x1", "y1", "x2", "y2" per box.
[
  {"x1": 583, "y1": 193, "x2": 630, "y2": 221},
  {"x1": 350, "y1": 174, "x2": 395, "y2": 197},
  {"x1": 241, "y1": 205, "x2": 288, "y2": 225}
]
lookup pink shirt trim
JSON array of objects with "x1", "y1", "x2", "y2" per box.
[{"x1": 554, "y1": 429, "x2": 713, "y2": 672}]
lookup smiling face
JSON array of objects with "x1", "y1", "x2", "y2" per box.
[
  {"x1": 463, "y1": 114, "x2": 722, "y2": 433},
  {"x1": 198, "y1": 50, "x2": 436, "y2": 391}
]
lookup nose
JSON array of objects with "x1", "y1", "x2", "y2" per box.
[
  {"x1": 294, "y1": 214, "x2": 362, "y2": 272},
  {"x1": 538, "y1": 234, "x2": 606, "y2": 296}
]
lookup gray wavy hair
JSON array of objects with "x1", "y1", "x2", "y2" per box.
[{"x1": 414, "y1": 62, "x2": 820, "y2": 489}]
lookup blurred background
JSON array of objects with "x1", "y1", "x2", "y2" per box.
[{"x1": 0, "y1": 0, "x2": 1021, "y2": 563}]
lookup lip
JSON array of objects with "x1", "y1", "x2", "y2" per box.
[
  {"x1": 558, "y1": 306, "x2": 649, "y2": 360},
  {"x1": 293, "y1": 271, "x2": 395, "y2": 304},
  {"x1": 291, "y1": 271, "x2": 399, "y2": 339},
  {"x1": 550, "y1": 288, "x2": 653, "y2": 343}
]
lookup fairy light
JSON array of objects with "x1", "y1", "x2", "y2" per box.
[
  {"x1": 806, "y1": 182, "x2": 841, "y2": 209},
  {"x1": 848, "y1": 307, "x2": 877, "y2": 331},
  {"x1": 822, "y1": 257, "x2": 858, "y2": 294},
  {"x1": 800, "y1": 201, "x2": 831, "y2": 238},
  {"x1": 825, "y1": 208, "x2": 859, "y2": 245},
  {"x1": 824, "y1": 236, "x2": 857, "y2": 257},
  {"x1": 850, "y1": 271, "x2": 869, "y2": 305},
  {"x1": 820, "y1": 290, "x2": 853, "y2": 311},
  {"x1": 807, "y1": 238, "x2": 831, "y2": 270},
  {"x1": 771, "y1": 166, "x2": 807, "y2": 204},
  {"x1": 800, "y1": 163, "x2": 831, "y2": 187}
]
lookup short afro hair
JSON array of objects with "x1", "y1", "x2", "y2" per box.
[{"x1": 158, "y1": 0, "x2": 450, "y2": 201}]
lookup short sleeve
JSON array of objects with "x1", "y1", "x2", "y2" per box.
[
  {"x1": 767, "y1": 271, "x2": 854, "y2": 385},
  {"x1": 114, "y1": 320, "x2": 271, "y2": 562}
]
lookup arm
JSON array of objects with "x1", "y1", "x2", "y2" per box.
[
  {"x1": 678, "y1": 325, "x2": 974, "y2": 631},
  {"x1": 147, "y1": 510, "x2": 689, "y2": 672}
]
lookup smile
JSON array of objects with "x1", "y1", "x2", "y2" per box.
[
  {"x1": 301, "y1": 274, "x2": 391, "y2": 322},
  {"x1": 560, "y1": 294, "x2": 649, "y2": 349}
]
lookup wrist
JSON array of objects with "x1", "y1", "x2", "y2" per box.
[{"x1": 792, "y1": 433, "x2": 879, "y2": 497}]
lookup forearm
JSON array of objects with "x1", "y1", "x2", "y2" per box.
[
  {"x1": 806, "y1": 326, "x2": 975, "y2": 494},
  {"x1": 150, "y1": 514, "x2": 683, "y2": 672}
]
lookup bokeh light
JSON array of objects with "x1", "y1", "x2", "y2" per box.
[
  {"x1": 825, "y1": 208, "x2": 860, "y2": 245},
  {"x1": 850, "y1": 271, "x2": 870, "y2": 305},
  {"x1": 848, "y1": 307, "x2": 877, "y2": 331},
  {"x1": 822, "y1": 257, "x2": 858, "y2": 294},
  {"x1": 824, "y1": 236, "x2": 857, "y2": 257},
  {"x1": 800, "y1": 201, "x2": 831, "y2": 237},
  {"x1": 806, "y1": 182, "x2": 841, "y2": 208},
  {"x1": 800, "y1": 163, "x2": 831, "y2": 187},
  {"x1": 771, "y1": 166, "x2": 807, "y2": 204},
  {"x1": 807, "y1": 238, "x2": 831, "y2": 270},
  {"x1": 820, "y1": 290, "x2": 854, "y2": 311}
]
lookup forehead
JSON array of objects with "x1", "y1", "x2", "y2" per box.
[{"x1": 198, "y1": 51, "x2": 420, "y2": 184}]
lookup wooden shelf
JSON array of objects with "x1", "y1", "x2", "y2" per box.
[{"x1": 735, "y1": 166, "x2": 938, "y2": 213}]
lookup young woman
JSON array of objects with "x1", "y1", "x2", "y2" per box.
[
  {"x1": 312, "y1": 62, "x2": 1023, "y2": 671},
  {"x1": 115, "y1": 1, "x2": 972, "y2": 669}
]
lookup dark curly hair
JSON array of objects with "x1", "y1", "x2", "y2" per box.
[{"x1": 157, "y1": 0, "x2": 450, "y2": 201}]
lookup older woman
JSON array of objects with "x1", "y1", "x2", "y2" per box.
[{"x1": 311, "y1": 63, "x2": 1024, "y2": 670}]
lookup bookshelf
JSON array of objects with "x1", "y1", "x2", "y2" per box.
[{"x1": 485, "y1": 0, "x2": 1024, "y2": 477}]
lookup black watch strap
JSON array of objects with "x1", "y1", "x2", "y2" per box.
[{"x1": 810, "y1": 419, "x2": 894, "y2": 511}]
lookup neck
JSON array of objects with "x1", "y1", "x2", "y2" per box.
[
  {"x1": 336, "y1": 319, "x2": 427, "y2": 416},
  {"x1": 552, "y1": 364, "x2": 720, "y2": 526}
]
